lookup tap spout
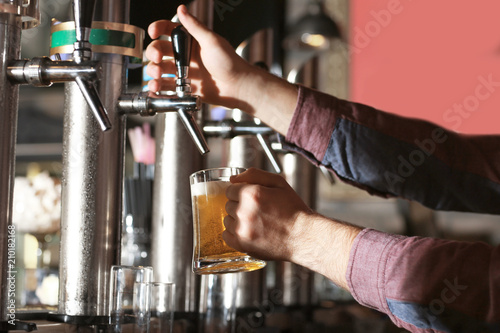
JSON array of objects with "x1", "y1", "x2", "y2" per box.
[
  {"x1": 7, "y1": 58, "x2": 98, "y2": 85},
  {"x1": 177, "y1": 108, "x2": 210, "y2": 155},
  {"x1": 6, "y1": 57, "x2": 111, "y2": 131},
  {"x1": 75, "y1": 75, "x2": 111, "y2": 131},
  {"x1": 118, "y1": 92, "x2": 209, "y2": 154},
  {"x1": 118, "y1": 92, "x2": 201, "y2": 116}
]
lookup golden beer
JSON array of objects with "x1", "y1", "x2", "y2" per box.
[{"x1": 190, "y1": 168, "x2": 266, "y2": 274}]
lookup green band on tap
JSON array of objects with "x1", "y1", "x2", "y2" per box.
[
  {"x1": 51, "y1": 29, "x2": 136, "y2": 49},
  {"x1": 50, "y1": 21, "x2": 144, "y2": 59}
]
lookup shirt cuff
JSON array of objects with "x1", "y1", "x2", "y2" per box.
[
  {"x1": 346, "y1": 229, "x2": 406, "y2": 314},
  {"x1": 285, "y1": 85, "x2": 340, "y2": 162}
]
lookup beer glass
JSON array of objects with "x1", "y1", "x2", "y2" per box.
[{"x1": 190, "y1": 167, "x2": 266, "y2": 274}]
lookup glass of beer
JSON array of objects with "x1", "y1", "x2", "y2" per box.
[{"x1": 190, "y1": 167, "x2": 266, "y2": 274}]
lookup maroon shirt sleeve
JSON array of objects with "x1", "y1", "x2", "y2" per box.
[
  {"x1": 285, "y1": 85, "x2": 500, "y2": 331},
  {"x1": 348, "y1": 229, "x2": 500, "y2": 331},
  {"x1": 285, "y1": 85, "x2": 500, "y2": 214}
]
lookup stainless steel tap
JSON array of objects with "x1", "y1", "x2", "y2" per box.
[
  {"x1": 119, "y1": 25, "x2": 210, "y2": 155},
  {"x1": 6, "y1": 0, "x2": 111, "y2": 132},
  {"x1": 203, "y1": 118, "x2": 283, "y2": 173}
]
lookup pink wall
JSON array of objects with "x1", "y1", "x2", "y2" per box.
[{"x1": 349, "y1": 0, "x2": 500, "y2": 134}]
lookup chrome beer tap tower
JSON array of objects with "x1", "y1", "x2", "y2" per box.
[
  {"x1": 0, "y1": 0, "x2": 324, "y2": 331},
  {"x1": 1, "y1": 0, "x2": 210, "y2": 330}
]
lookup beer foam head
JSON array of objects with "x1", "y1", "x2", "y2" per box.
[{"x1": 191, "y1": 180, "x2": 229, "y2": 197}]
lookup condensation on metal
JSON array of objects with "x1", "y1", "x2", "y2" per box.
[{"x1": 58, "y1": 0, "x2": 128, "y2": 317}]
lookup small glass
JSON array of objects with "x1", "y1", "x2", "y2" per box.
[
  {"x1": 133, "y1": 282, "x2": 151, "y2": 333},
  {"x1": 189, "y1": 167, "x2": 266, "y2": 274},
  {"x1": 109, "y1": 265, "x2": 153, "y2": 332},
  {"x1": 199, "y1": 274, "x2": 238, "y2": 333},
  {"x1": 149, "y1": 282, "x2": 175, "y2": 333}
]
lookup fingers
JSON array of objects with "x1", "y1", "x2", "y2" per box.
[
  {"x1": 225, "y1": 199, "x2": 238, "y2": 217},
  {"x1": 177, "y1": 5, "x2": 216, "y2": 47},
  {"x1": 147, "y1": 79, "x2": 175, "y2": 94},
  {"x1": 222, "y1": 228, "x2": 241, "y2": 252},
  {"x1": 222, "y1": 213, "x2": 243, "y2": 252},
  {"x1": 225, "y1": 183, "x2": 247, "y2": 202},
  {"x1": 145, "y1": 40, "x2": 173, "y2": 64},
  {"x1": 147, "y1": 19, "x2": 179, "y2": 40},
  {"x1": 223, "y1": 214, "x2": 236, "y2": 234},
  {"x1": 230, "y1": 168, "x2": 287, "y2": 188},
  {"x1": 146, "y1": 59, "x2": 175, "y2": 79}
]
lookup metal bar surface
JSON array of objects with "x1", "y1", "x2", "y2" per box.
[
  {"x1": 0, "y1": 11, "x2": 21, "y2": 320},
  {"x1": 151, "y1": 111, "x2": 204, "y2": 312},
  {"x1": 57, "y1": 0, "x2": 128, "y2": 317},
  {"x1": 150, "y1": 0, "x2": 212, "y2": 315},
  {"x1": 227, "y1": 111, "x2": 267, "y2": 310},
  {"x1": 277, "y1": 152, "x2": 317, "y2": 307}
]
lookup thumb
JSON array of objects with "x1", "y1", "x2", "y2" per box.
[
  {"x1": 230, "y1": 168, "x2": 287, "y2": 188},
  {"x1": 177, "y1": 5, "x2": 214, "y2": 47}
]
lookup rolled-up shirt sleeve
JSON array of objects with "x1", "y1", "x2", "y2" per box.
[
  {"x1": 284, "y1": 85, "x2": 500, "y2": 214},
  {"x1": 283, "y1": 85, "x2": 500, "y2": 331},
  {"x1": 347, "y1": 229, "x2": 500, "y2": 332}
]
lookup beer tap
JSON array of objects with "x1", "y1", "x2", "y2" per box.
[
  {"x1": 6, "y1": 0, "x2": 112, "y2": 132},
  {"x1": 119, "y1": 25, "x2": 210, "y2": 155},
  {"x1": 203, "y1": 118, "x2": 283, "y2": 173},
  {"x1": 201, "y1": 59, "x2": 283, "y2": 174}
]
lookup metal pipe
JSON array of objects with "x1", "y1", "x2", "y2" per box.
[
  {"x1": 226, "y1": 27, "x2": 274, "y2": 319},
  {"x1": 7, "y1": 57, "x2": 111, "y2": 131},
  {"x1": 7, "y1": 58, "x2": 97, "y2": 85},
  {"x1": 58, "y1": 0, "x2": 128, "y2": 317},
  {"x1": 150, "y1": 0, "x2": 212, "y2": 318},
  {"x1": 227, "y1": 111, "x2": 267, "y2": 312},
  {"x1": 151, "y1": 111, "x2": 204, "y2": 313},
  {"x1": 0, "y1": 10, "x2": 21, "y2": 320},
  {"x1": 203, "y1": 120, "x2": 274, "y2": 138},
  {"x1": 277, "y1": 152, "x2": 317, "y2": 307},
  {"x1": 118, "y1": 92, "x2": 201, "y2": 116}
]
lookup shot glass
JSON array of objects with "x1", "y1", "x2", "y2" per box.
[
  {"x1": 199, "y1": 274, "x2": 238, "y2": 333},
  {"x1": 109, "y1": 265, "x2": 153, "y2": 332},
  {"x1": 149, "y1": 282, "x2": 175, "y2": 333},
  {"x1": 190, "y1": 167, "x2": 266, "y2": 274},
  {"x1": 133, "y1": 282, "x2": 151, "y2": 333}
]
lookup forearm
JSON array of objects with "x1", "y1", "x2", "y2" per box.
[
  {"x1": 236, "y1": 66, "x2": 298, "y2": 136},
  {"x1": 290, "y1": 211, "x2": 362, "y2": 290}
]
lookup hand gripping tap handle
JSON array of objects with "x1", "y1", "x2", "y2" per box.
[
  {"x1": 171, "y1": 25, "x2": 210, "y2": 154},
  {"x1": 71, "y1": 0, "x2": 112, "y2": 131}
]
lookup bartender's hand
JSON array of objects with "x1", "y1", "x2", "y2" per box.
[
  {"x1": 145, "y1": 5, "x2": 298, "y2": 136},
  {"x1": 224, "y1": 168, "x2": 363, "y2": 291},
  {"x1": 224, "y1": 168, "x2": 313, "y2": 262},
  {"x1": 146, "y1": 5, "x2": 254, "y2": 109}
]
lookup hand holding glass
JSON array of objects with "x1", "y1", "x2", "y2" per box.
[{"x1": 190, "y1": 167, "x2": 266, "y2": 274}]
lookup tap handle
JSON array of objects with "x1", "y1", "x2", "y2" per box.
[
  {"x1": 73, "y1": 0, "x2": 95, "y2": 41},
  {"x1": 177, "y1": 109, "x2": 210, "y2": 155},
  {"x1": 72, "y1": 0, "x2": 96, "y2": 62},
  {"x1": 171, "y1": 25, "x2": 192, "y2": 79},
  {"x1": 75, "y1": 76, "x2": 112, "y2": 131}
]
